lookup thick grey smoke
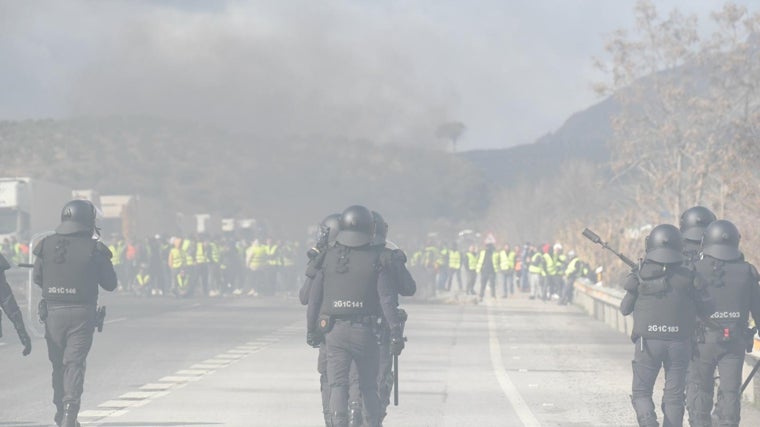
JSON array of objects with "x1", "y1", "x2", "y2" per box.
[
  {"x1": 1, "y1": 1, "x2": 456, "y2": 145},
  {"x1": 2, "y1": 0, "x2": 755, "y2": 148}
]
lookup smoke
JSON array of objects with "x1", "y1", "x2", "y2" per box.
[{"x1": 0, "y1": 1, "x2": 457, "y2": 145}]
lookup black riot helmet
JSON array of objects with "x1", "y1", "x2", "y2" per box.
[
  {"x1": 321, "y1": 213, "x2": 341, "y2": 246},
  {"x1": 336, "y1": 205, "x2": 374, "y2": 247},
  {"x1": 701, "y1": 220, "x2": 742, "y2": 261},
  {"x1": 56, "y1": 199, "x2": 96, "y2": 235},
  {"x1": 644, "y1": 224, "x2": 685, "y2": 264},
  {"x1": 371, "y1": 210, "x2": 388, "y2": 246},
  {"x1": 679, "y1": 206, "x2": 716, "y2": 242}
]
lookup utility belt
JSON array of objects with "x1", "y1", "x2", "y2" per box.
[
  {"x1": 318, "y1": 314, "x2": 380, "y2": 334},
  {"x1": 698, "y1": 321, "x2": 755, "y2": 352},
  {"x1": 334, "y1": 314, "x2": 379, "y2": 326}
]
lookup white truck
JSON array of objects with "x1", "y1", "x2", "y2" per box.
[{"x1": 0, "y1": 177, "x2": 72, "y2": 244}]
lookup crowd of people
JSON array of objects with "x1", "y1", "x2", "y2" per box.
[
  {"x1": 94, "y1": 234, "x2": 303, "y2": 298},
  {"x1": 406, "y1": 237, "x2": 597, "y2": 305}
]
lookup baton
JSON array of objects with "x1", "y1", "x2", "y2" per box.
[{"x1": 393, "y1": 354, "x2": 399, "y2": 406}]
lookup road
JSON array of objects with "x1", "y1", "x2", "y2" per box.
[{"x1": 2, "y1": 291, "x2": 760, "y2": 426}]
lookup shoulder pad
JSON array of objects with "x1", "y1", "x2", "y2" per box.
[
  {"x1": 0, "y1": 253, "x2": 10, "y2": 271},
  {"x1": 33, "y1": 238, "x2": 45, "y2": 257},
  {"x1": 95, "y1": 241, "x2": 114, "y2": 259},
  {"x1": 379, "y1": 249, "x2": 394, "y2": 269},
  {"x1": 391, "y1": 249, "x2": 408, "y2": 264},
  {"x1": 750, "y1": 264, "x2": 760, "y2": 282}
]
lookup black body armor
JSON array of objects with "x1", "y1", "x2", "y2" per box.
[
  {"x1": 320, "y1": 244, "x2": 382, "y2": 317},
  {"x1": 39, "y1": 234, "x2": 101, "y2": 305},
  {"x1": 633, "y1": 264, "x2": 696, "y2": 340}
]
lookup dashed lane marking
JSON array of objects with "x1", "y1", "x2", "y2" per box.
[
  {"x1": 78, "y1": 320, "x2": 301, "y2": 426},
  {"x1": 487, "y1": 304, "x2": 541, "y2": 427},
  {"x1": 104, "y1": 317, "x2": 127, "y2": 325}
]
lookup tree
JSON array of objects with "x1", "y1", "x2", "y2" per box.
[
  {"x1": 595, "y1": 0, "x2": 760, "y2": 225},
  {"x1": 435, "y1": 121, "x2": 466, "y2": 152}
]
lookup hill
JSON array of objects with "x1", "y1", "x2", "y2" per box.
[{"x1": 460, "y1": 96, "x2": 616, "y2": 186}]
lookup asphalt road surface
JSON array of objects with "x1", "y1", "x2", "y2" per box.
[{"x1": 3, "y1": 291, "x2": 760, "y2": 426}]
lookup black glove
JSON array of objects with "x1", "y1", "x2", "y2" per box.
[
  {"x1": 622, "y1": 274, "x2": 639, "y2": 293},
  {"x1": 10, "y1": 312, "x2": 31, "y2": 356},
  {"x1": 18, "y1": 327, "x2": 31, "y2": 356},
  {"x1": 307, "y1": 331, "x2": 323, "y2": 348},
  {"x1": 390, "y1": 329, "x2": 405, "y2": 356}
]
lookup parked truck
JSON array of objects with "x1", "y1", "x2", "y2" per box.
[
  {"x1": 0, "y1": 177, "x2": 72, "y2": 244},
  {"x1": 100, "y1": 194, "x2": 177, "y2": 241}
]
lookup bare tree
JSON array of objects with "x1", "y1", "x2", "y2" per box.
[{"x1": 595, "y1": 0, "x2": 760, "y2": 227}]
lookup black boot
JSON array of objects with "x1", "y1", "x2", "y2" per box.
[
  {"x1": 54, "y1": 404, "x2": 64, "y2": 427},
  {"x1": 331, "y1": 411, "x2": 349, "y2": 427},
  {"x1": 348, "y1": 401, "x2": 362, "y2": 427},
  {"x1": 61, "y1": 403, "x2": 80, "y2": 427}
]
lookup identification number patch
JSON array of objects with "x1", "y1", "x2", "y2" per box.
[
  {"x1": 47, "y1": 287, "x2": 77, "y2": 295},
  {"x1": 710, "y1": 311, "x2": 741, "y2": 319},
  {"x1": 333, "y1": 300, "x2": 364, "y2": 309},
  {"x1": 647, "y1": 324, "x2": 679, "y2": 333}
]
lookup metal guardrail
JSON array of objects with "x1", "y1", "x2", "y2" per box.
[{"x1": 573, "y1": 279, "x2": 760, "y2": 404}]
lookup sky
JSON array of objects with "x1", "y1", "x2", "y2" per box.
[{"x1": 0, "y1": 0, "x2": 756, "y2": 150}]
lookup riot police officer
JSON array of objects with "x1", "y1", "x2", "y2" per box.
[
  {"x1": 370, "y1": 210, "x2": 415, "y2": 423},
  {"x1": 345, "y1": 210, "x2": 417, "y2": 426},
  {"x1": 306, "y1": 205, "x2": 403, "y2": 427},
  {"x1": 620, "y1": 224, "x2": 710, "y2": 427},
  {"x1": 33, "y1": 200, "x2": 117, "y2": 427},
  {"x1": 0, "y1": 253, "x2": 32, "y2": 356},
  {"x1": 300, "y1": 212, "x2": 341, "y2": 426},
  {"x1": 679, "y1": 206, "x2": 716, "y2": 263},
  {"x1": 686, "y1": 220, "x2": 760, "y2": 427},
  {"x1": 678, "y1": 205, "x2": 716, "y2": 421}
]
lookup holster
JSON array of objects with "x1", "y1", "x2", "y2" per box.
[
  {"x1": 96, "y1": 306, "x2": 107, "y2": 333},
  {"x1": 695, "y1": 322, "x2": 706, "y2": 344},
  {"x1": 397, "y1": 308, "x2": 408, "y2": 336},
  {"x1": 38, "y1": 299, "x2": 48, "y2": 323}
]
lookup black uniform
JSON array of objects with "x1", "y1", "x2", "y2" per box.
[
  {"x1": 33, "y1": 230, "x2": 117, "y2": 425},
  {"x1": 300, "y1": 251, "x2": 332, "y2": 426},
  {"x1": 0, "y1": 253, "x2": 32, "y2": 356},
  {"x1": 375, "y1": 248, "x2": 415, "y2": 420},
  {"x1": 686, "y1": 255, "x2": 760, "y2": 427},
  {"x1": 620, "y1": 260, "x2": 709, "y2": 427},
  {"x1": 307, "y1": 243, "x2": 402, "y2": 427}
]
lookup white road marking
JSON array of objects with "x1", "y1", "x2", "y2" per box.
[
  {"x1": 78, "y1": 320, "x2": 303, "y2": 425},
  {"x1": 98, "y1": 400, "x2": 144, "y2": 408},
  {"x1": 160, "y1": 375, "x2": 200, "y2": 382},
  {"x1": 139, "y1": 383, "x2": 174, "y2": 391},
  {"x1": 216, "y1": 353, "x2": 245, "y2": 359},
  {"x1": 104, "y1": 317, "x2": 127, "y2": 325},
  {"x1": 487, "y1": 304, "x2": 541, "y2": 427},
  {"x1": 120, "y1": 391, "x2": 164, "y2": 399},
  {"x1": 176, "y1": 369, "x2": 209, "y2": 375}
]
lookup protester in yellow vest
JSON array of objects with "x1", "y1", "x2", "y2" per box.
[
  {"x1": 528, "y1": 245, "x2": 545, "y2": 300},
  {"x1": 167, "y1": 238, "x2": 185, "y2": 296},
  {"x1": 244, "y1": 239, "x2": 267, "y2": 296},
  {"x1": 446, "y1": 242, "x2": 463, "y2": 292},
  {"x1": 499, "y1": 244, "x2": 516, "y2": 298},
  {"x1": 465, "y1": 244, "x2": 479, "y2": 295}
]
